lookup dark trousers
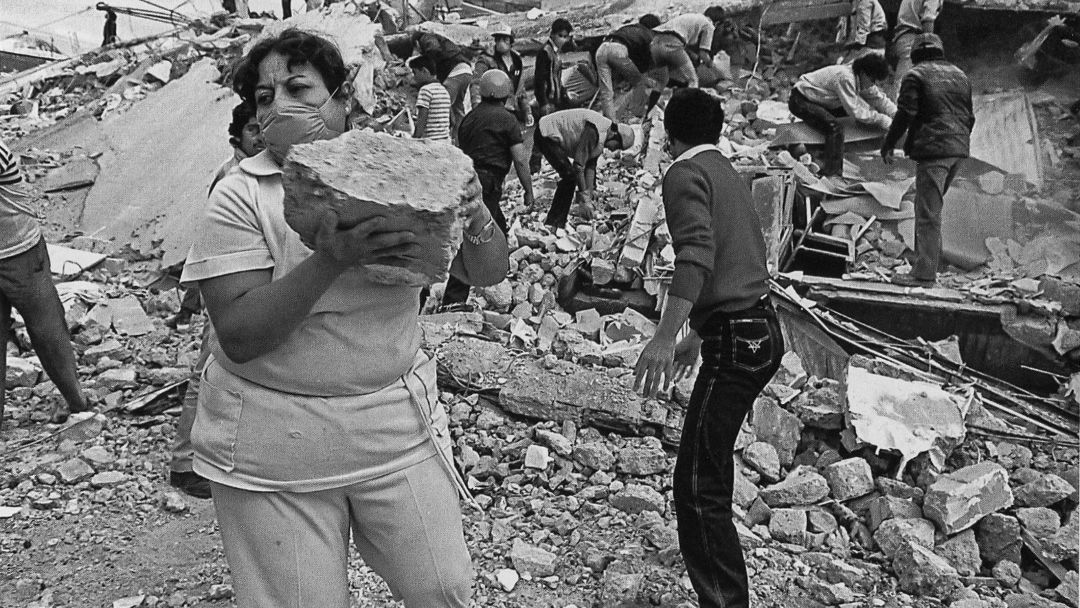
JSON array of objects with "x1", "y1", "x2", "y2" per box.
[
  {"x1": 911, "y1": 157, "x2": 963, "y2": 281},
  {"x1": 528, "y1": 103, "x2": 561, "y2": 175},
  {"x1": 0, "y1": 239, "x2": 85, "y2": 425},
  {"x1": 788, "y1": 89, "x2": 846, "y2": 176},
  {"x1": 442, "y1": 169, "x2": 510, "y2": 305},
  {"x1": 674, "y1": 301, "x2": 784, "y2": 608},
  {"x1": 532, "y1": 129, "x2": 578, "y2": 228}
]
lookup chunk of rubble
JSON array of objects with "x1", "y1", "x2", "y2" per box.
[
  {"x1": 788, "y1": 381, "x2": 845, "y2": 429},
  {"x1": 868, "y1": 495, "x2": 923, "y2": 531},
  {"x1": 750, "y1": 396, "x2": 803, "y2": 467},
  {"x1": 992, "y1": 560, "x2": 1022, "y2": 587},
  {"x1": 1056, "y1": 570, "x2": 1078, "y2": 608},
  {"x1": 769, "y1": 508, "x2": 808, "y2": 544},
  {"x1": 281, "y1": 130, "x2": 473, "y2": 285},
  {"x1": 823, "y1": 457, "x2": 875, "y2": 501},
  {"x1": 534, "y1": 429, "x2": 573, "y2": 457},
  {"x1": 600, "y1": 570, "x2": 644, "y2": 606},
  {"x1": 509, "y1": 539, "x2": 558, "y2": 577},
  {"x1": 759, "y1": 467, "x2": 830, "y2": 507},
  {"x1": 975, "y1": 513, "x2": 1023, "y2": 565},
  {"x1": 873, "y1": 517, "x2": 935, "y2": 559},
  {"x1": 934, "y1": 529, "x2": 982, "y2": 577},
  {"x1": 609, "y1": 483, "x2": 665, "y2": 515},
  {"x1": 1015, "y1": 507, "x2": 1061, "y2": 539},
  {"x1": 573, "y1": 442, "x2": 615, "y2": 471},
  {"x1": 1042, "y1": 509, "x2": 1079, "y2": 562},
  {"x1": 893, "y1": 541, "x2": 961, "y2": 599},
  {"x1": 616, "y1": 445, "x2": 667, "y2": 476},
  {"x1": 742, "y1": 442, "x2": 781, "y2": 482},
  {"x1": 922, "y1": 461, "x2": 1013, "y2": 534},
  {"x1": 1013, "y1": 473, "x2": 1074, "y2": 508},
  {"x1": 5, "y1": 357, "x2": 41, "y2": 387}
]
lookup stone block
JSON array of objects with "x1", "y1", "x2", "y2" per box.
[
  {"x1": 876, "y1": 477, "x2": 925, "y2": 505},
  {"x1": 760, "y1": 467, "x2": 830, "y2": 507},
  {"x1": 934, "y1": 529, "x2": 982, "y2": 577},
  {"x1": 788, "y1": 382, "x2": 845, "y2": 429},
  {"x1": 975, "y1": 513, "x2": 1022, "y2": 565},
  {"x1": 750, "y1": 397, "x2": 803, "y2": 467},
  {"x1": 1043, "y1": 509, "x2": 1079, "y2": 562},
  {"x1": 609, "y1": 484, "x2": 665, "y2": 515},
  {"x1": 90, "y1": 471, "x2": 126, "y2": 487},
  {"x1": 599, "y1": 570, "x2": 644, "y2": 606},
  {"x1": 1015, "y1": 507, "x2": 1061, "y2": 540},
  {"x1": 1056, "y1": 570, "x2": 1078, "y2": 608},
  {"x1": 96, "y1": 367, "x2": 137, "y2": 390},
  {"x1": 1014, "y1": 474, "x2": 1074, "y2": 508},
  {"x1": 509, "y1": 539, "x2": 558, "y2": 577},
  {"x1": 281, "y1": 130, "x2": 473, "y2": 285},
  {"x1": 1004, "y1": 592, "x2": 1072, "y2": 608},
  {"x1": 5, "y1": 357, "x2": 41, "y2": 387},
  {"x1": 993, "y1": 560, "x2": 1022, "y2": 587},
  {"x1": 873, "y1": 517, "x2": 935, "y2": 559},
  {"x1": 745, "y1": 497, "x2": 772, "y2": 527},
  {"x1": 770, "y1": 508, "x2": 809, "y2": 544},
  {"x1": 923, "y1": 461, "x2": 1013, "y2": 534},
  {"x1": 893, "y1": 541, "x2": 961, "y2": 599},
  {"x1": 524, "y1": 445, "x2": 551, "y2": 470},
  {"x1": 573, "y1": 308, "x2": 603, "y2": 338},
  {"x1": 807, "y1": 508, "x2": 838, "y2": 534},
  {"x1": 574, "y1": 442, "x2": 615, "y2": 472},
  {"x1": 57, "y1": 458, "x2": 94, "y2": 484},
  {"x1": 733, "y1": 467, "x2": 760, "y2": 510},
  {"x1": 478, "y1": 280, "x2": 513, "y2": 312},
  {"x1": 868, "y1": 495, "x2": 923, "y2": 532},
  {"x1": 80, "y1": 446, "x2": 115, "y2": 466},
  {"x1": 823, "y1": 457, "x2": 875, "y2": 501},
  {"x1": 534, "y1": 429, "x2": 573, "y2": 457},
  {"x1": 616, "y1": 446, "x2": 668, "y2": 476},
  {"x1": 742, "y1": 442, "x2": 781, "y2": 482}
]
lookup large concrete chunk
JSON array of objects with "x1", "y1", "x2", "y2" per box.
[
  {"x1": 823, "y1": 457, "x2": 875, "y2": 501},
  {"x1": 1013, "y1": 473, "x2": 1074, "y2": 508},
  {"x1": 873, "y1": 517, "x2": 935, "y2": 559},
  {"x1": 750, "y1": 396, "x2": 803, "y2": 467},
  {"x1": 976, "y1": 513, "x2": 1023, "y2": 565},
  {"x1": 893, "y1": 541, "x2": 961, "y2": 599},
  {"x1": 282, "y1": 130, "x2": 474, "y2": 286},
  {"x1": 923, "y1": 461, "x2": 1013, "y2": 534},
  {"x1": 760, "y1": 467, "x2": 830, "y2": 507}
]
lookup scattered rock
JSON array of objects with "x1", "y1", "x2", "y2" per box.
[
  {"x1": 599, "y1": 570, "x2": 644, "y2": 606},
  {"x1": 509, "y1": 539, "x2": 558, "y2": 577},
  {"x1": 1015, "y1": 507, "x2": 1061, "y2": 539},
  {"x1": 1013, "y1": 474, "x2": 1074, "y2": 508},
  {"x1": 57, "y1": 458, "x2": 95, "y2": 484},
  {"x1": 769, "y1": 508, "x2": 808, "y2": 544},
  {"x1": 933, "y1": 529, "x2": 981, "y2": 577},
  {"x1": 873, "y1": 518, "x2": 935, "y2": 559},
  {"x1": 575, "y1": 442, "x2": 616, "y2": 472},
  {"x1": 922, "y1": 461, "x2": 1013, "y2": 534},
  {"x1": 751, "y1": 397, "x2": 803, "y2": 467},
  {"x1": 992, "y1": 560, "x2": 1022, "y2": 588},
  {"x1": 495, "y1": 568, "x2": 519, "y2": 592},
  {"x1": 743, "y1": 442, "x2": 782, "y2": 482},
  {"x1": 759, "y1": 467, "x2": 830, "y2": 507},
  {"x1": 609, "y1": 483, "x2": 666, "y2": 515},
  {"x1": 823, "y1": 457, "x2": 875, "y2": 501},
  {"x1": 975, "y1": 513, "x2": 1023, "y2": 565},
  {"x1": 892, "y1": 541, "x2": 960, "y2": 599},
  {"x1": 616, "y1": 446, "x2": 667, "y2": 476}
]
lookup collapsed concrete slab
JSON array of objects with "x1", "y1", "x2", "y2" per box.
[
  {"x1": 923, "y1": 461, "x2": 1014, "y2": 535},
  {"x1": 282, "y1": 130, "x2": 473, "y2": 286}
]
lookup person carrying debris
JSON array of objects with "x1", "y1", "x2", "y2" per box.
[
  {"x1": 881, "y1": 34, "x2": 974, "y2": 288},
  {"x1": 181, "y1": 29, "x2": 507, "y2": 608},
  {"x1": 634, "y1": 88, "x2": 782, "y2": 608},
  {"x1": 0, "y1": 138, "x2": 91, "y2": 428},
  {"x1": 843, "y1": 0, "x2": 888, "y2": 58},
  {"x1": 594, "y1": 14, "x2": 662, "y2": 121},
  {"x1": 442, "y1": 70, "x2": 535, "y2": 306},
  {"x1": 651, "y1": 7, "x2": 728, "y2": 89},
  {"x1": 533, "y1": 108, "x2": 636, "y2": 228},
  {"x1": 788, "y1": 53, "x2": 896, "y2": 176},
  {"x1": 409, "y1": 56, "x2": 452, "y2": 142},
  {"x1": 891, "y1": 0, "x2": 943, "y2": 98},
  {"x1": 469, "y1": 26, "x2": 529, "y2": 126}
]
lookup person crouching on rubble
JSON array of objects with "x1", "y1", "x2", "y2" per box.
[
  {"x1": 634, "y1": 88, "x2": 782, "y2": 608},
  {"x1": 788, "y1": 53, "x2": 895, "y2": 176},
  {"x1": 0, "y1": 137, "x2": 91, "y2": 428},
  {"x1": 180, "y1": 28, "x2": 508, "y2": 608},
  {"x1": 532, "y1": 108, "x2": 636, "y2": 229},
  {"x1": 881, "y1": 33, "x2": 974, "y2": 288}
]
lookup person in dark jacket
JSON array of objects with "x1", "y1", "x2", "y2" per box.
[
  {"x1": 881, "y1": 33, "x2": 974, "y2": 287},
  {"x1": 634, "y1": 88, "x2": 781, "y2": 608},
  {"x1": 530, "y1": 18, "x2": 574, "y2": 173},
  {"x1": 470, "y1": 26, "x2": 528, "y2": 125},
  {"x1": 594, "y1": 14, "x2": 661, "y2": 121}
]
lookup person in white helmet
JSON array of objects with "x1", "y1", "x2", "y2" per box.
[
  {"x1": 443, "y1": 70, "x2": 533, "y2": 306},
  {"x1": 470, "y1": 26, "x2": 528, "y2": 125}
]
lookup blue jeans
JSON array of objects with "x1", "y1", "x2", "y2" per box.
[{"x1": 674, "y1": 300, "x2": 784, "y2": 608}]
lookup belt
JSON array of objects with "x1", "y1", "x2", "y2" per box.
[{"x1": 705, "y1": 295, "x2": 774, "y2": 322}]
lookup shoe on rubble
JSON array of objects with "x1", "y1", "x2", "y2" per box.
[
  {"x1": 170, "y1": 470, "x2": 212, "y2": 499},
  {"x1": 890, "y1": 272, "x2": 935, "y2": 288}
]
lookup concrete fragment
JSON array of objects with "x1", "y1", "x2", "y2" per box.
[
  {"x1": 992, "y1": 560, "x2": 1022, "y2": 587},
  {"x1": 745, "y1": 497, "x2": 772, "y2": 527},
  {"x1": 609, "y1": 484, "x2": 665, "y2": 515},
  {"x1": 743, "y1": 442, "x2": 781, "y2": 482},
  {"x1": 923, "y1": 461, "x2": 1013, "y2": 534},
  {"x1": 534, "y1": 429, "x2": 573, "y2": 457},
  {"x1": 5, "y1": 357, "x2": 40, "y2": 387},
  {"x1": 478, "y1": 280, "x2": 513, "y2": 312},
  {"x1": 1014, "y1": 473, "x2": 1074, "y2": 508},
  {"x1": 96, "y1": 367, "x2": 137, "y2": 390},
  {"x1": 57, "y1": 458, "x2": 94, "y2": 484},
  {"x1": 934, "y1": 529, "x2": 982, "y2": 577},
  {"x1": 1056, "y1": 570, "x2": 1078, "y2": 608},
  {"x1": 873, "y1": 518, "x2": 935, "y2": 559},
  {"x1": 509, "y1": 539, "x2": 558, "y2": 577},
  {"x1": 1004, "y1": 592, "x2": 1071, "y2": 608},
  {"x1": 495, "y1": 568, "x2": 519, "y2": 592},
  {"x1": 90, "y1": 471, "x2": 126, "y2": 487},
  {"x1": 823, "y1": 457, "x2": 875, "y2": 501},
  {"x1": 769, "y1": 508, "x2": 808, "y2": 544},
  {"x1": 599, "y1": 570, "x2": 644, "y2": 606},
  {"x1": 89, "y1": 296, "x2": 154, "y2": 336},
  {"x1": 807, "y1": 509, "x2": 838, "y2": 534},
  {"x1": 574, "y1": 442, "x2": 615, "y2": 472},
  {"x1": 1016, "y1": 507, "x2": 1061, "y2": 539},
  {"x1": 524, "y1": 445, "x2": 551, "y2": 470},
  {"x1": 797, "y1": 577, "x2": 857, "y2": 605},
  {"x1": 282, "y1": 130, "x2": 473, "y2": 285},
  {"x1": 59, "y1": 412, "x2": 108, "y2": 442},
  {"x1": 788, "y1": 382, "x2": 845, "y2": 429},
  {"x1": 868, "y1": 495, "x2": 923, "y2": 531},
  {"x1": 760, "y1": 467, "x2": 830, "y2": 507},
  {"x1": 733, "y1": 467, "x2": 760, "y2": 510},
  {"x1": 893, "y1": 541, "x2": 960, "y2": 599},
  {"x1": 750, "y1": 396, "x2": 803, "y2": 467},
  {"x1": 1043, "y1": 509, "x2": 1079, "y2": 562},
  {"x1": 876, "y1": 477, "x2": 925, "y2": 505},
  {"x1": 616, "y1": 446, "x2": 667, "y2": 476},
  {"x1": 975, "y1": 513, "x2": 1023, "y2": 565}
]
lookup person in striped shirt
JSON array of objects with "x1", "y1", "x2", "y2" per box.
[
  {"x1": 0, "y1": 138, "x2": 90, "y2": 428},
  {"x1": 409, "y1": 56, "x2": 452, "y2": 142}
]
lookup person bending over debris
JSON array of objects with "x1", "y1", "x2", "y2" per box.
[
  {"x1": 881, "y1": 34, "x2": 974, "y2": 288},
  {"x1": 181, "y1": 29, "x2": 507, "y2": 608},
  {"x1": 891, "y1": 0, "x2": 943, "y2": 98},
  {"x1": 470, "y1": 26, "x2": 529, "y2": 126},
  {"x1": 651, "y1": 8, "x2": 727, "y2": 88},
  {"x1": 443, "y1": 70, "x2": 534, "y2": 306},
  {"x1": 634, "y1": 88, "x2": 782, "y2": 608},
  {"x1": 594, "y1": 14, "x2": 662, "y2": 121},
  {"x1": 788, "y1": 53, "x2": 896, "y2": 176},
  {"x1": 168, "y1": 101, "x2": 265, "y2": 500},
  {"x1": 0, "y1": 138, "x2": 90, "y2": 428},
  {"x1": 409, "y1": 56, "x2": 452, "y2": 142},
  {"x1": 532, "y1": 108, "x2": 636, "y2": 229}
]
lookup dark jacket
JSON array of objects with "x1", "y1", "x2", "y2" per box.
[
  {"x1": 414, "y1": 32, "x2": 470, "y2": 81},
  {"x1": 883, "y1": 58, "x2": 975, "y2": 160},
  {"x1": 609, "y1": 24, "x2": 655, "y2": 73},
  {"x1": 477, "y1": 49, "x2": 524, "y2": 91},
  {"x1": 534, "y1": 39, "x2": 566, "y2": 110}
]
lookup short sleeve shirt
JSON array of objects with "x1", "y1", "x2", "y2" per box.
[
  {"x1": 416, "y1": 82, "x2": 452, "y2": 141},
  {"x1": 0, "y1": 139, "x2": 42, "y2": 260},
  {"x1": 458, "y1": 102, "x2": 524, "y2": 176}
]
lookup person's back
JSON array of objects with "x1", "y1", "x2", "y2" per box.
[
  {"x1": 459, "y1": 102, "x2": 518, "y2": 175},
  {"x1": 896, "y1": 0, "x2": 941, "y2": 34},
  {"x1": 656, "y1": 13, "x2": 713, "y2": 48},
  {"x1": 900, "y1": 56, "x2": 973, "y2": 159},
  {"x1": 539, "y1": 108, "x2": 611, "y2": 156},
  {"x1": 0, "y1": 140, "x2": 42, "y2": 261},
  {"x1": 610, "y1": 22, "x2": 655, "y2": 71},
  {"x1": 416, "y1": 81, "x2": 452, "y2": 141}
]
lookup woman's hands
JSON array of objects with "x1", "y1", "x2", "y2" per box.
[
  {"x1": 461, "y1": 173, "x2": 492, "y2": 235},
  {"x1": 313, "y1": 210, "x2": 421, "y2": 270}
]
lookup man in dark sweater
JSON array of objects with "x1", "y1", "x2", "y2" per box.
[
  {"x1": 881, "y1": 33, "x2": 974, "y2": 287},
  {"x1": 530, "y1": 18, "x2": 574, "y2": 174},
  {"x1": 634, "y1": 88, "x2": 783, "y2": 608},
  {"x1": 595, "y1": 14, "x2": 661, "y2": 121},
  {"x1": 443, "y1": 70, "x2": 534, "y2": 305}
]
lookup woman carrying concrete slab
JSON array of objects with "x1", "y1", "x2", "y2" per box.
[{"x1": 180, "y1": 29, "x2": 507, "y2": 608}]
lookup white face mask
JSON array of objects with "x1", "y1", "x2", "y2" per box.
[{"x1": 258, "y1": 88, "x2": 346, "y2": 165}]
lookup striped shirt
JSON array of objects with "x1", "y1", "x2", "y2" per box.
[
  {"x1": 416, "y1": 82, "x2": 451, "y2": 142},
  {"x1": 0, "y1": 139, "x2": 42, "y2": 260}
]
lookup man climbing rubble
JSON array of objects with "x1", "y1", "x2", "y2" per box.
[
  {"x1": 634, "y1": 88, "x2": 782, "y2": 608},
  {"x1": 881, "y1": 33, "x2": 974, "y2": 288},
  {"x1": 0, "y1": 138, "x2": 91, "y2": 428},
  {"x1": 788, "y1": 53, "x2": 895, "y2": 176},
  {"x1": 594, "y1": 14, "x2": 662, "y2": 121},
  {"x1": 650, "y1": 7, "x2": 728, "y2": 89},
  {"x1": 442, "y1": 70, "x2": 532, "y2": 307},
  {"x1": 532, "y1": 108, "x2": 635, "y2": 229},
  {"x1": 891, "y1": 0, "x2": 943, "y2": 98},
  {"x1": 469, "y1": 26, "x2": 529, "y2": 126}
]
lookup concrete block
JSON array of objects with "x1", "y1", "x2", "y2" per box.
[
  {"x1": 750, "y1": 396, "x2": 802, "y2": 467},
  {"x1": 1016, "y1": 507, "x2": 1061, "y2": 540},
  {"x1": 868, "y1": 495, "x2": 923, "y2": 531},
  {"x1": 743, "y1": 441, "x2": 781, "y2": 482},
  {"x1": 509, "y1": 539, "x2": 558, "y2": 577},
  {"x1": 616, "y1": 446, "x2": 667, "y2": 476},
  {"x1": 282, "y1": 130, "x2": 473, "y2": 286},
  {"x1": 1014, "y1": 473, "x2": 1074, "y2": 508},
  {"x1": 574, "y1": 442, "x2": 615, "y2": 472},
  {"x1": 1043, "y1": 509, "x2": 1079, "y2": 562},
  {"x1": 975, "y1": 513, "x2": 1022, "y2": 565},
  {"x1": 934, "y1": 529, "x2": 982, "y2": 577},
  {"x1": 873, "y1": 517, "x2": 935, "y2": 559},
  {"x1": 4, "y1": 357, "x2": 40, "y2": 388},
  {"x1": 733, "y1": 467, "x2": 760, "y2": 510},
  {"x1": 788, "y1": 381, "x2": 845, "y2": 429},
  {"x1": 894, "y1": 541, "x2": 961, "y2": 599},
  {"x1": 759, "y1": 467, "x2": 830, "y2": 507},
  {"x1": 823, "y1": 457, "x2": 875, "y2": 501},
  {"x1": 609, "y1": 483, "x2": 665, "y2": 515},
  {"x1": 769, "y1": 508, "x2": 808, "y2": 544},
  {"x1": 923, "y1": 461, "x2": 1013, "y2": 534}
]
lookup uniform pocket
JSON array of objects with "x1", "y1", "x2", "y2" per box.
[
  {"x1": 729, "y1": 318, "x2": 775, "y2": 373},
  {"x1": 191, "y1": 363, "x2": 243, "y2": 473}
]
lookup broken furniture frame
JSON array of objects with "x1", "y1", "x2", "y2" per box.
[{"x1": 783, "y1": 195, "x2": 856, "y2": 272}]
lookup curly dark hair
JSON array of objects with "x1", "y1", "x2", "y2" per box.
[
  {"x1": 227, "y1": 101, "x2": 257, "y2": 141},
  {"x1": 664, "y1": 88, "x2": 724, "y2": 146},
  {"x1": 232, "y1": 29, "x2": 347, "y2": 104},
  {"x1": 852, "y1": 53, "x2": 891, "y2": 81}
]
